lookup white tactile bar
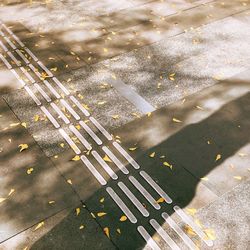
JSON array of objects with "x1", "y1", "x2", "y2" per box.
[
  {"x1": 106, "y1": 187, "x2": 137, "y2": 224},
  {"x1": 37, "y1": 61, "x2": 53, "y2": 77},
  {"x1": 162, "y1": 212, "x2": 197, "y2": 250},
  {"x1": 7, "y1": 51, "x2": 21, "y2": 66},
  {"x1": 118, "y1": 181, "x2": 149, "y2": 217},
  {"x1": 60, "y1": 99, "x2": 80, "y2": 120},
  {"x1": 89, "y1": 117, "x2": 112, "y2": 140},
  {"x1": 40, "y1": 106, "x2": 60, "y2": 128},
  {"x1": 16, "y1": 49, "x2": 29, "y2": 64},
  {"x1": 29, "y1": 63, "x2": 41, "y2": 78},
  {"x1": 0, "y1": 53, "x2": 12, "y2": 69},
  {"x1": 69, "y1": 124, "x2": 92, "y2": 151},
  {"x1": 34, "y1": 83, "x2": 51, "y2": 102},
  {"x1": 24, "y1": 47, "x2": 38, "y2": 61},
  {"x1": 137, "y1": 226, "x2": 161, "y2": 250},
  {"x1": 113, "y1": 142, "x2": 140, "y2": 169},
  {"x1": 150, "y1": 219, "x2": 181, "y2": 250},
  {"x1": 20, "y1": 66, "x2": 35, "y2": 83},
  {"x1": 91, "y1": 150, "x2": 118, "y2": 180},
  {"x1": 129, "y1": 176, "x2": 160, "y2": 210},
  {"x1": 0, "y1": 41, "x2": 8, "y2": 52},
  {"x1": 79, "y1": 120, "x2": 102, "y2": 145},
  {"x1": 4, "y1": 37, "x2": 16, "y2": 49},
  {"x1": 10, "y1": 69, "x2": 26, "y2": 86},
  {"x1": 1, "y1": 23, "x2": 13, "y2": 35},
  {"x1": 52, "y1": 77, "x2": 70, "y2": 95},
  {"x1": 81, "y1": 155, "x2": 107, "y2": 186},
  {"x1": 43, "y1": 80, "x2": 61, "y2": 99},
  {"x1": 0, "y1": 30, "x2": 4, "y2": 37},
  {"x1": 50, "y1": 102, "x2": 70, "y2": 124},
  {"x1": 12, "y1": 34, "x2": 25, "y2": 47},
  {"x1": 59, "y1": 128, "x2": 81, "y2": 154},
  {"x1": 173, "y1": 206, "x2": 213, "y2": 247},
  {"x1": 140, "y1": 171, "x2": 172, "y2": 204},
  {"x1": 70, "y1": 96, "x2": 90, "y2": 116},
  {"x1": 24, "y1": 85, "x2": 41, "y2": 105},
  {"x1": 102, "y1": 146, "x2": 129, "y2": 174}
]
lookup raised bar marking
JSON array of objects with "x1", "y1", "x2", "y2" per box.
[
  {"x1": 34, "y1": 83, "x2": 51, "y2": 102},
  {"x1": 118, "y1": 181, "x2": 149, "y2": 217},
  {"x1": 40, "y1": 106, "x2": 60, "y2": 128},
  {"x1": 113, "y1": 142, "x2": 140, "y2": 169},
  {"x1": 162, "y1": 212, "x2": 197, "y2": 250},
  {"x1": 0, "y1": 53, "x2": 12, "y2": 69},
  {"x1": 52, "y1": 77, "x2": 70, "y2": 95},
  {"x1": 150, "y1": 219, "x2": 180, "y2": 250},
  {"x1": 16, "y1": 49, "x2": 29, "y2": 64},
  {"x1": 59, "y1": 128, "x2": 81, "y2": 154},
  {"x1": 92, "y1": 151, "x2": 118, "y2": 180},
  {"x1": 81, "y1": 155, "x2": 107, "y2": 186},
  {"x1": 69, "y1": 125, "x2": 92, "y2": 150},
  {"x1": 102, "y1": 146, "x2": 129, "y2": 174},
  {"x1": 43, "y1": 80, "x2": 61, "y2": 99},
  {"x1": 24, "y1": 85, "x2": 41, "y2": 105},
  {"x1": 106, "y1": 187, "x2": 137, "y2": 223},
  {"x1": 137, "y1": 226, "x2": 161, "y2": 250},
  {"x1": 25, "y1": 48, "x2": 38, "y2": 61},
  {"x1": 50, "y1": 102, "x2": 70, "y2": 124},
  {"x1": 37, "y1": 61, "x2": 53, "y2": 77},
  {"x1": 20, "y1": 66, "x2": 35, "y2": 83},
  {"x1": 173, "y1": 206, "x2": 213, "y2": 247},
  {"x1": 79, "y1": 120, "x2": 102, "y2": 145},
  {"x1": 0, "y1": 41, "x2": 8, "y2": 52},
  {"x1": 60, "y1": 99, "x2": 80, "y2": 120},
  {"x1": 70, "y1": 96, "x2": 90, "y2": 116},
  {"x1": 89, "y1": 117, "x2": 112, "y2": 140},
  {"x1": 4, "y1": 37, "x2": 16, "y2": 49},
  {"x1": 140, "y1": 171, "x2": 172, "y2": 204},
  {"x1": 7, "y1": 51, "x2": 21, "y2": 66},
  {"x1": 129, "y1": 176, "x2": 160, "y2": 210}
]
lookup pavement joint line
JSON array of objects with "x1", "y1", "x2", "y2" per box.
[
  {"x1": 107, "y1": 77, "x2": 155, "y2": 114},
  {"x1": 118, "y1": 181, "x2": 150, "y2": 217},
  {"x1": 162, "y1": 212, "x2": 197, "y2": 250},
  {"x1": 149, "y1": 219, "x2": 181, "y2": 250},
  {"x1": 0, "y1": 23, "x2": 215, "y2": 248},
  {"x1": 106, "y1": 187, "x2": 138, "y2": 224},
  {"x1": 137, "y1": 225, "x2": 161, "y2": 250}
]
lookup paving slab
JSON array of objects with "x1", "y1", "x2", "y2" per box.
[
  {"x1": 0, "y1": 98, "x2": 79, "y2": 242},
  {"x1": 0, "y1": 204, "x2": 116, "y2": 250}
]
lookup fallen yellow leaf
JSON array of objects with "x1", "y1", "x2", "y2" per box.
[
  {"x1": 34, "y1": 221, "x2": 44, "y2": 231},
  {"x1": 67, "y1": 179, "x2": 72, "y2": 185},
  {"x1": 172, "y1": 118, "x2": 182, "y2": 123},
  {"x1": 186, "y1": 208, "x2": 197, "y2": 216},
  {"x1": 103, "y1": 155, "x2": 112, "y2": 163},
  {"x1": 34, "y1": 114, "x2": 40, "y2": 122},
  {"x1": 156, "y1": 197, "x2": 165, "y2": 204},
  {"x1": 100, "y1": 197, "x2": 105, "y2": 203},
  {"x1": 163, "y1": 161, "x2": 173, "y2": 169},
  {"x1": 79, "y1": 225, "x2": 84, "y2": 230},
  {"x1": 119, "y1": 215, "x2": 127, "y2": 222},
  {"x1": 128, "y1": 147, "x2": 137, "y2": 151},
  {"x1": 184, "y1": 225, "x2": 196, "y2": 236},
  {"x1": 72, "y1": 155, "x2": 80, "y2": 161},
  {"x1": 103, "y1": 227, "x2": 110, "y2": 238},
  {"x1": 112, "y1": 115, "x2": 119, "y2": 119},
  {"x1": 21, "y1": 122, "x2": 27, "y2": 128},
  {"x1": 204, "y1": 228, "x2": 216, "y2": 240},
  {"x1": 27, "y1": 168, "x2": 34, "y2": 175},
  {"x1": 201, "y1": 177, "x2": 209, "y2": 181},
  {"x1": 97, "y1": 212, "x2": 107, "y2": 217},
  {"x1": 116, "y1": 228, "x2": 121, "y2": 234},
  {"x1": 10, "y1": 122, "x2": 20, "y2": 127},
  {"x1": 234, "y1": 176, "x2": 242, "y2": 180},
  {"x1": 149, "y1": 152, "x2": 155, "y2": 158},
  {"x1": 18, "y1": 144, "x2": 28, "y2": 152},
  {"x1": 76, "y1": 207, "x2": 81, "y2": 216},
  {"x1": 0, "y1": 198, "x2": 6, "y2": 203},
  {"x1": 215, "y1": 154, "x2": 221, "y2": 161}
]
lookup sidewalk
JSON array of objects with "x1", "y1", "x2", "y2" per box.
[{"x1": 0, "y1": 0, "x2": 250, "y2": 249}]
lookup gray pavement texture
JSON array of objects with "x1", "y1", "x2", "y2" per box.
[{"x1": 0, "y1": 0, "x2": 250, "y2": 249}]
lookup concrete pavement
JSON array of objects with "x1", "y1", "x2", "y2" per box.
[{"x1": 0, "y1": 0, "x2": 250, "y2": 249}]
